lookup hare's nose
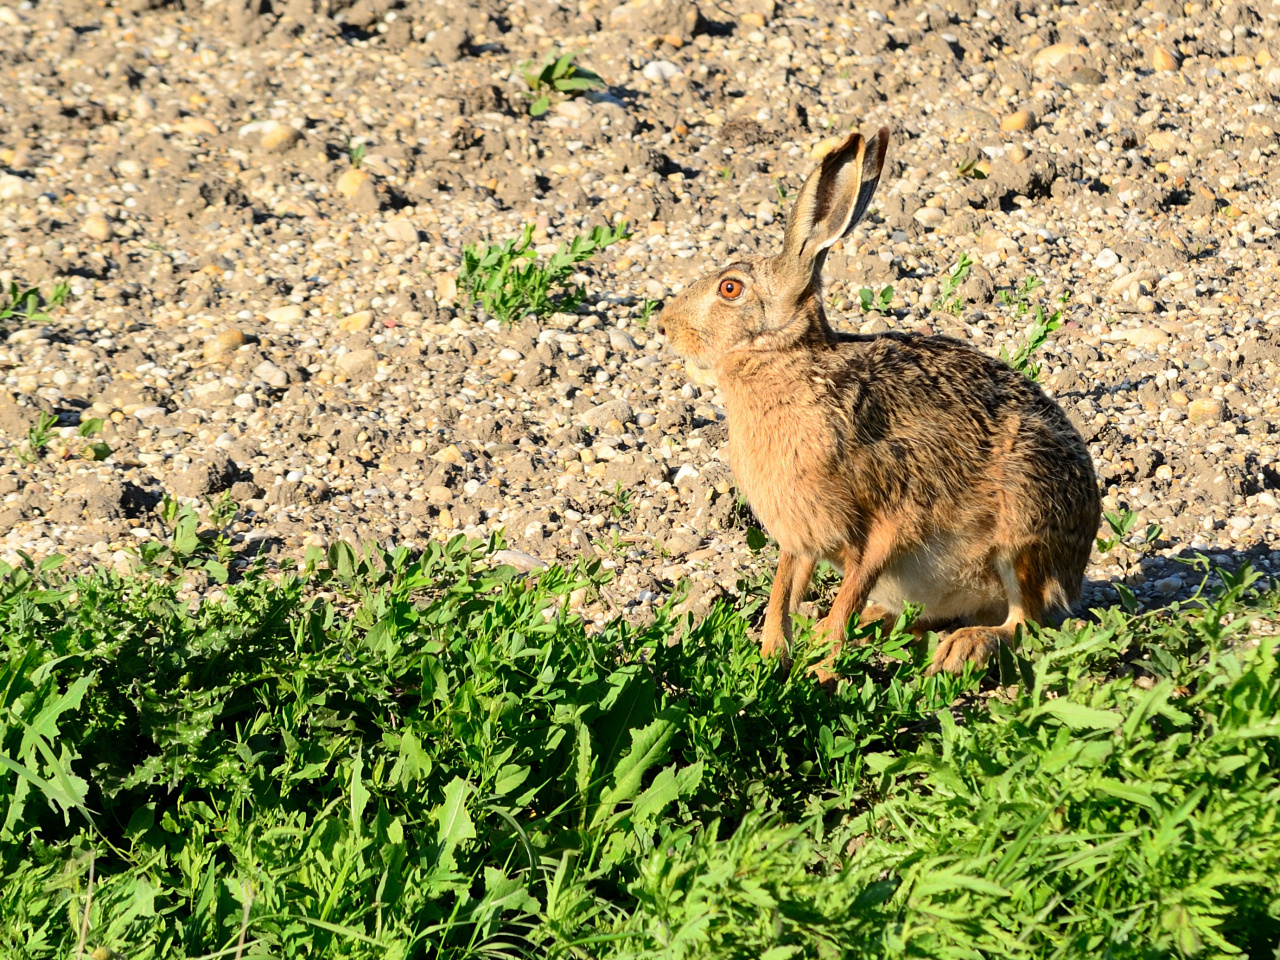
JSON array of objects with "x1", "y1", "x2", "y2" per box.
[{"x1": 655, "y1": 306, "x2": 667, "y2": 337}]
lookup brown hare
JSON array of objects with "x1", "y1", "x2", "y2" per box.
[{"x1": 656, "y1": 127, "x2": 1101, "y2": 678}]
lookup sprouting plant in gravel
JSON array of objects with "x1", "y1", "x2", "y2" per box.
[
  {"x1": 1096, "y1": 508, "x2": 1139, "y2": 555},
  {"x1": 606, "y1": 481, "x2": 634, "y2": 519},
  {"x1": 1096, "y1": 509, "x2": 1165, "y2": 601},
  {"x1": 521, "y1": 50, "x2": 605, "y2": 117},
  {"x1": 135, "y1": 494, "x2": 239, "y2": 581},
  {"x1": 73, "y1": 417, "x2": 113, "y2": 462},
  {"x1": 956, "y1": 156, "x2": 988, "y2": 179},
  {"x1": 0, "y1": 281, "x2": 65, "y2": 327},
  {"x1": 21, "y1": 415, "x2": 112, "y2": 464},
  {"x1": 344, "y1": 135, "x2": 366, "y2": 168},
  {"x1": 717, "y1": 166, "x2": 733, "y2": 181},
  {"x1": 857, "y1": 284, "x2": 894, "y2": 313},
  {"x1": 996, "y1": 274, "x2": 1037, "y2": 306},
  {"x1": 774, "y1": 177, "x2": 795, "y2": 203},
  {"x1": 592, "y1": 528, "x2": 629, "y2": 558},
  {"x1": 635, "y1": 297, "x2": 659, "y2": 330},
  {"x1": 458, "y1": 220, "x2": 631, "y2": 326},
  {"x1": 930, "y1": 251, "x2": 972, "y2": 314},
  {"x1": 997, "y1": 275, "x2": 1068, "y2": 381},
  {"x1": 1097, "y1": 508, "x2": 1163, "y2": 556},
  {"x1": 18, "y1": 411, "x2": 60, "y2": 463}
]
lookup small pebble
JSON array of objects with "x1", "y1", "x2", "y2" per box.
[
  {"x1": 642, "y1": 60, "x2": 681, "y2": 83},
  {"x1": 1094, "y1": 249, "x2": 1120, "y2": 269},
  {"x1": 83, "y1": 214, "x2": 114, "y2": 242},
  {"x1": 203, "y1": 330, "x2": 248, "y2": 360}
]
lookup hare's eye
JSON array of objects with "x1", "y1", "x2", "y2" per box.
[{"x1": 718, "y1": 278, "x2": 744, "y2": 300}]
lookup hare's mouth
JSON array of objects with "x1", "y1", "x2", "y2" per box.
[{"x1": 684, "y1": 358, "x2": 719, "y2": 387}]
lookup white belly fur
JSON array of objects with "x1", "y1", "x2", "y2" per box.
[{"x1": 865, "y1": 534, "x2": 1006, "y2": 625}]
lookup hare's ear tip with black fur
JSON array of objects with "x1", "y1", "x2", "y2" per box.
[{"x1": 867, "y1": 127, "x2": 890, "y2": 165}]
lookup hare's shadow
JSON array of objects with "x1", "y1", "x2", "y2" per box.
[{"x1": 1077, "y1": 536, "x2": 1277, "y2": 620}]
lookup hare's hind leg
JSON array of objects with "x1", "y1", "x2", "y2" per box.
[
  {"x1": 761, "y1": 552, "x2": 816, "y2": 668},
  {"x1": 926, "y1": 552, "x2": 1047, "y2": 676}
]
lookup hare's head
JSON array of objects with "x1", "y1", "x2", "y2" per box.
[{"x1": 658, "y1": 127, "x2": 889, "y2": 377}]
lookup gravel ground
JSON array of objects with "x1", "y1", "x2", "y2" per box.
[{"x1": 1, "y1": 0, "x2": 1279, "y2": 626}]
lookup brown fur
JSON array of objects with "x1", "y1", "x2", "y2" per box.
[{"x1": 657, "y1": 127, "x2": 1101, "y2": 677}]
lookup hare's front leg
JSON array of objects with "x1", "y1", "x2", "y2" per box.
[
  {"x1": 812, "y1": 539, "x2": 895, "y2": 684},
  {"x1": 760, "y1": 552, "x2": 815, "y2": 668}
]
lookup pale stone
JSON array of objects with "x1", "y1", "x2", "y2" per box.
[
  {"x1": 338, "y1": 310, "x2": 373, "y2": 333},
  {"x1": 175, "y1": 117, "x2": 219, "y2": 137},
  {"x1": 1188, "y1": 398, "x2": 1227, "y2": 423},
  {"x1": 1031, "y1": 43, "x2": 1088, "y2": 77},
  {"x1": 1107, "y1": 270, "x2": 1154, "y2": 299},
  {"x1": 265, "y1": 304, "x2": 305, "y2": 323},
  {"x1": 641, "y1": 60, "x2": 682, "y2": 83},
  {"x1": 1094, "y1": 249, "x2": 1120, "y2": 270},
  {"x1": 260, "y1": 122, "x2": 303, "y2": 153},
  {"x1": 0, "y1": 174, "x2": 29, "y2": 200},
  {"x1": 253, "y1": 360, "x2": 289, "y2": 388},
  {"x1": 1108, "y1": 327, "x2": 1169, "y2": 348},
  {"x1": 83, "y1": 214, "x2": 114, "y2": 242},
  {"x1": 913, "y1": 206, "x2": 946, "y2": 228},
  {"x1": 336, "y1": 167, "x2": 370, "y2": 197},
  {"x1": 274, "y1": 198, "x2": 320, "y2": 218},
  {"x1": 491, "y1": 549, "x2": 547, "y2": 572},
  {"x1": 1151, "y1": 46, "x2": 1179, "y2": 71},
  {"x1": 1147, "y1": 130, "x2": 1188, "y2": 154},
  {"x1": 383, "y1": 218, "x2": 419, "y2": 243},
  {"x1": 336, "y1": 348, "x2": 377, "y2": 378},
  {"x1": 203, "y1": 330, "x2": 248, "y2": 360},
  {"x1": 435, "y1": 272, "x2": 458, "y2": 304},
  {"x1": 1001, "y1": 109, "x2": 1036, "y2": 132}
]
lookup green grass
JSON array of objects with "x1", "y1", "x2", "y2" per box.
[
  {"x1": 458, "y1": 221, "x2": 631, "y2": 327},
  {"x1": 634, "y1": 298, "x2": 659, "y2": 331},
  {"x1": 0, "y1": 280, "x2": 71, "y2": 330},
  {"x1": 1, "y1": 537, "x2": 1279, "y2": 959},
  {"x1": 930, "y1": 252, "x2": 972, "y2": 315},
  {"x1": 996, "y1": 274, "x2": 1069, "y2": 382},
  {"x1": 344, "y1": 135, "x2": 366, "y2": 169},
  {"x1": 18, "y1": 414, "x2": 112, "y2": 465},
  {"x1": 520, "y1": 50, "x2": 605, "y2": 118},
  {"x1": 857, "y1": 284, "x2": 894, "y2": 314}
]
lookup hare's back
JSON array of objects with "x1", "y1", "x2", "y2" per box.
[
  {"x1": 833, "y1": 331, "x2": 1069, "y2": 429},
  {"x1": 827, "y1": 330, "x2": 1094, "y2": 507}
]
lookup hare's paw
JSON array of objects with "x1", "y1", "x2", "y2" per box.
[
  {"x1": 926, "y1": 626, "x2": 1004, "y2": 676},
  {"x1": 808, "y1": 620, "x2": 845, "y2": 686},
  {"x1": 809, "y1": 660, "x2": 840, "y2": 688},
  {"x1": 814, "y1": 611, "x2": 849, "y2": 646},
  {"x1": 852, "y1": 604, "x2": 897, "y2": 641},
  {"x1": 760, "y1": 620, "x2": 790, "y2": 665}
]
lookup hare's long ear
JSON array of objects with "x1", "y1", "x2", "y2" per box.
[{"x1": 778, "y1": 126, "x2": 889, "y2": 293}]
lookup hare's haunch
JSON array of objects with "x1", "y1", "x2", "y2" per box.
[{"x1": 657, "y1": 127, "x2": 1101, "y2": 678}]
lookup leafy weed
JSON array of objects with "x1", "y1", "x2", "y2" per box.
[
  {"x1": 0, "y1": 536, "x2": 1277, "y2": 959},
  {"x1": 521, "y1": 50, "x2": 605, "y2": 117},
  {"x1": 458, "y1": 220, "x2": 631, "y2": 326}
]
